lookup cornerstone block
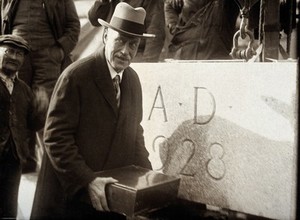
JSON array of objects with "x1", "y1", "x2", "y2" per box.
[{"x1": 132, "y1": 62, "x2": 298, "y2": 220}]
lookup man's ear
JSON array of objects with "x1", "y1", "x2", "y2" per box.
[{"x1": 103, "y1": 28, "x2": 108, "y2": 45}]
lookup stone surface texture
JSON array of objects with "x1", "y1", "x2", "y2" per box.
[{"x1": 132, "y1": 62, "x2": 298, "y2": 220}]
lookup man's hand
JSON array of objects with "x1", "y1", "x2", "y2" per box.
[
  {"x1": 88, "y1": 177, "x2": 118, "y2": 212},
  {"x1": 171, "y1": 0, "x2": 183, "y2": 11},
  {"x1": 33, "y1": 87, "x2": 49, "y2": 115},
  {"x1": 168, "y1": 23, "x2": 177, "y2": 35}
]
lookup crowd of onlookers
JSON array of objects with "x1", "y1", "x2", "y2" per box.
[{"x1": 85, "y1": 0, "x2": 245, "y2": 62}]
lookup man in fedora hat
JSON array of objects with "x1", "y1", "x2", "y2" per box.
[
  {"x1": 31, "y1": 2, "x2": 153, "y2": 219},
  {"x1": 0, "y1": 34, "x2": 47, "y2": 218},
  {"x1": 88, "y1": 0, "x2": 166, "y2": 62}
]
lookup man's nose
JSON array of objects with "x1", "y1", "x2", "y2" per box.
[
  {"x1": 120, "y1": 42, "x2": 130, "y2": 55},
  {"x1": 10, "y1": 52, "x2": 18, "y2": 58}
]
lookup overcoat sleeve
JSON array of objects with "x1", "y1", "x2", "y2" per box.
[
  {"x1": 43, "y1": 70, "x2": 96, "y2": 197},
  {"x1": 132, "y1": 70, "x2": 152, "y2": 170},
  {"x1": 135, "y1": 124, "x2": 152, "y2": 169}
]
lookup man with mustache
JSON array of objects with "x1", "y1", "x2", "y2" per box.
[
  {"x1": 88, "y1": 0, "x2": 166, "y2": 62},
  {"x1": 31, "y1": 2, "x2": 153, "y2": 219},
  {"x1": 0, "y1": 34, "x2": 47, "y2": 219}
]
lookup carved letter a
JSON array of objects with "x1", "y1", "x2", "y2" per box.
[{"x1": 148, "y1": 86, "x2": 168, "y2": 122}]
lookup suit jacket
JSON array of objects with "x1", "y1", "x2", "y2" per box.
[
  {"x1": 0, "y1": 78, "x2": 43, "y2": 163},
  {"x1": 31, "y1": 46, "x2": 152, "y2": 219},
  {"x1": 0, "y1": 0, "x2": 80, "y2": 68}
]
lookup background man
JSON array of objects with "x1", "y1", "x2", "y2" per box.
[
  {"x1": 31, "y1": 3, "x2": 153, "y2": 219},
  {"x1": 164, "y1": 0, "x2": 239, "y2": 60},
  {"x1": 0, "y1": 0, "x2": 81, "y2": 173},
  {"x1": 0, "y1": 34, "x2": 47, "y2": 219}
]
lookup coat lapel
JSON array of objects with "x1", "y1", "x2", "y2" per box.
[
  {"x1": 91, "y1": 48, "x2": 136, "y2": 169},
  {"x1": 93, "y1": 49, "x2": 119, "y2": 117},
  {"x1": 102, "y1": 69, "x2": 134, "y2": 169}
]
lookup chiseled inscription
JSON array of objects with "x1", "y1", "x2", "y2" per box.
[
  {"x1": 147, "y1": 86, "x2": 216, "y2": 124},
  {"x1": 194, "y1": 87, "x2": 216, "y2": 125},
  {"x1": 152, "y1": 135, "x2": 168, "y2": 171},
  {"x1": 148, "y1": 86, "x2": 168, "y2": 122},
  {"x1": 149, "y1": 86, "x2": 219, "y2": 177},
  {"x1": 207, "y1": 143, "x2": 226, "y2": 180},
  {"x1": 178, "y1": 139, "x2": 197, "y2": 176}
]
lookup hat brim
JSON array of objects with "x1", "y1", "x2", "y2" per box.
[
  {"x1": 98, "y1": 19, "x2": 155, "y2": 38},
  {"x1": 2, "y1": 40, "x2": 30, "y2": 54}
]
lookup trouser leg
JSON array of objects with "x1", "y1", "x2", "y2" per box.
[{"x1": 0, "y1": 147, "x2": 22, "y2": 219}]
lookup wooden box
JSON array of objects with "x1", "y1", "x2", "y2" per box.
[{"x1": 96, "y1": 165, "x2": 180, "y2": 217}]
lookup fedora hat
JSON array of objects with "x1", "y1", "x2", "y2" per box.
[
  {"x1": 98, "y1": 2, "x2": 155, "y2": 38},
  {"x1": 0, "y1": 34, "x2": 30, "y2": 53}
]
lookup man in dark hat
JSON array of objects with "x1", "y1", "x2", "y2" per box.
[
  {"x1": 0, "y1": 34, "x2": 47, "y2": 219},
  {"x1": 31, "y1": 2, "x2": 153, "y2": 219},
  {"x1": 88, "y1": 0, "x2": 166, "y2": 62}
]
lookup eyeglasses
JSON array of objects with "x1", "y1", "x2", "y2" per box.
[{"x1": 2, "y1": 47, "x2": 25, "y2": 58}]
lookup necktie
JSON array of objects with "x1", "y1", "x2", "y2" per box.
[{"x1": 113, "y1": 74, "x2": 121, "y2": 107}]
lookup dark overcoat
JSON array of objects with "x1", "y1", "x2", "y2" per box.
[{"x1": 31, "y1": 47, "x2": 152, "y2": 219}]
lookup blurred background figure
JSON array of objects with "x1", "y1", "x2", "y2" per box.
[
  {"x1": 0, "y1": 0, "x2": 81, "y2": 173},
  {"x1": 164, "y1": 0, "x2": 239, "y2": 60},
  {"x1": 88, "y1": 0, "x2": 166, "y2": 62}
]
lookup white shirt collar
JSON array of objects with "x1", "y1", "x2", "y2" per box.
[{"x1": 106, "y1": 60, "x2": 124, "y2": 82}]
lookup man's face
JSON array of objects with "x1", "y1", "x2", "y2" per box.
[
  {"x1": 104, "y1": 28, "x2": 140, "y2": 72},
  {"x1": 0, "y1": 45, "x2": 25, "y2": 77}
]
